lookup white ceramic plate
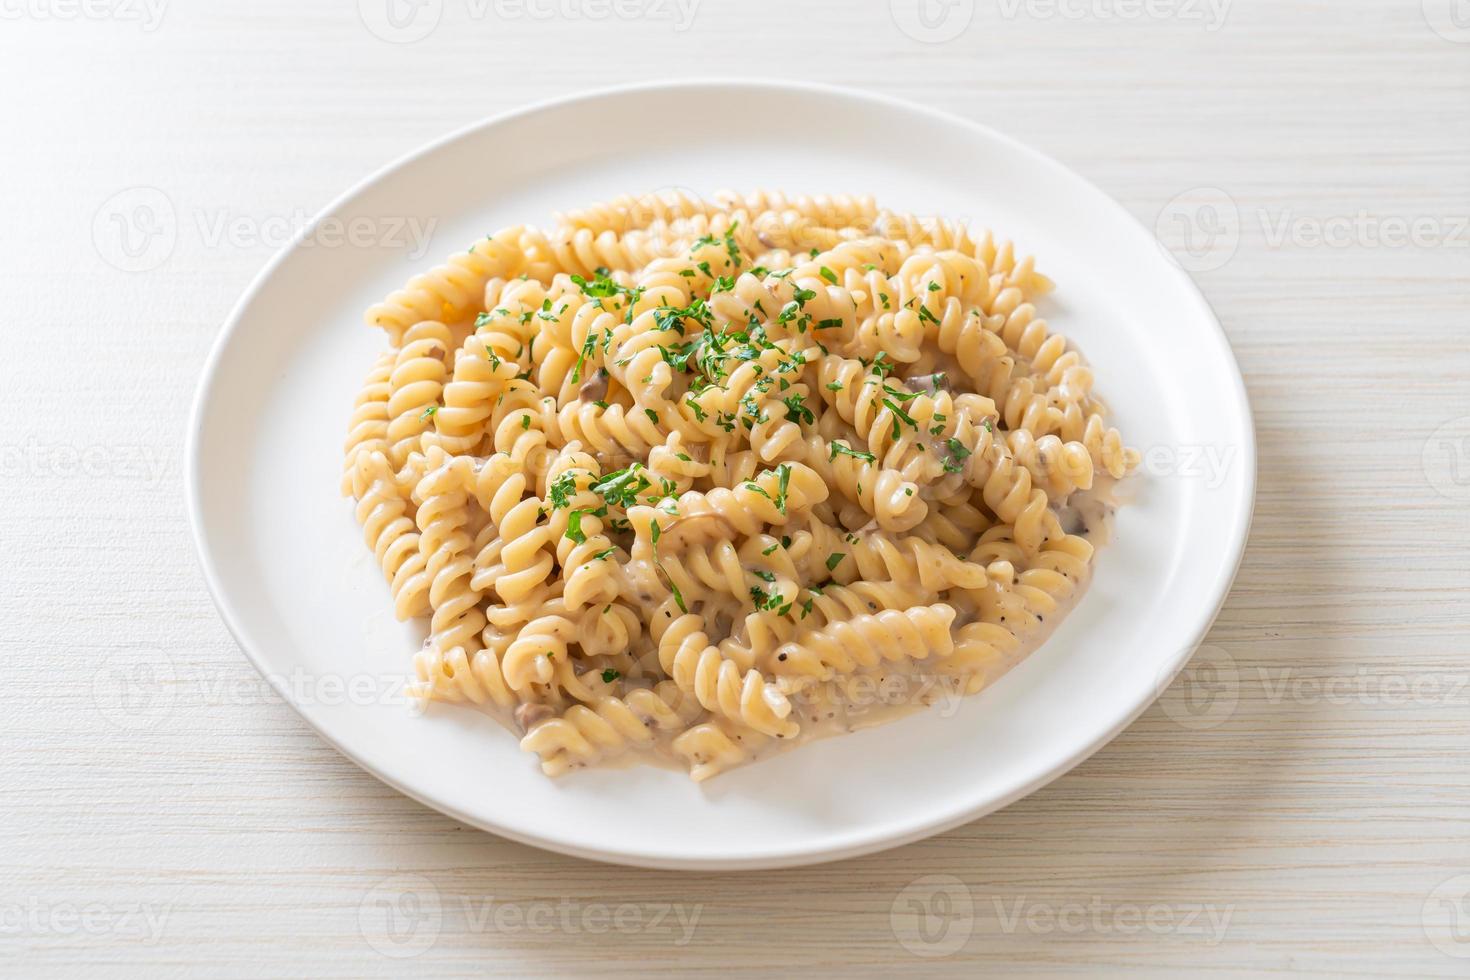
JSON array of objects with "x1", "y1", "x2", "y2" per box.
[{"x1": 187, "y1": 80, "x2": 1254, "y2": 870}]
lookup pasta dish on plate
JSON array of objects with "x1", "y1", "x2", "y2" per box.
[{"x1": 341, "y1": 189, "x2": 1138, "y2": 781}]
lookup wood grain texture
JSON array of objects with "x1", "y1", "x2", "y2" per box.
[{"x1": 2, "y1": 0, "x2": 1468, "y2": 975}]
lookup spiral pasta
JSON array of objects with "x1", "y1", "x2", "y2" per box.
[{"x1": 345, "y1": 191, "x2": 1137, "y2": 780}]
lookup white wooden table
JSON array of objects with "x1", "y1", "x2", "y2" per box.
[{"x1": 4, "y1": 0, "x2": 1468, "y2": 974}]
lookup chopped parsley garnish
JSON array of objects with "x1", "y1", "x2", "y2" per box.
[
  {"x1": 565, "y1": 510, "x2": 589, "y2": 544},
  {"x1": 829, "y1": 442, "x2": 876, "y2": 463},
  {"x1": 591, "y1": 464, "x2": 653, "y2": 508},
  {"x1": 749, "y1": 585, "x2": 786, "y2": 612},
  {"x1": 601, "y1": 668, "x2": 621, "y2": 683},
  {"x1": 782, "y1": 394, "x2": 815, "y2": 426},
  {"x1": 569, "y1": 328, "x2": 600, "y2": 384},
  {"x1": 882, "y1": 398, "x2": 919, "y2": 438},
  {"x1": 649, "y1": 519, "x2": 687, "y2": 614},
  {"x1": 570, "y1": 270, "x2": 621, "y2": 298},
  {"x1": 825, "y1": 553, "x2": 846, "y2": 572},
  {"x1": 547, "y1": 471, "x2": 579, "y2": 510},
  {"x1": 943, "y1": 437, "x2": 973, "y2": 474}
]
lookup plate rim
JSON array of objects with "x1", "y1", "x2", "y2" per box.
[{"x1": 185, "y1": 78, "x2": 1257, "y2": 870}]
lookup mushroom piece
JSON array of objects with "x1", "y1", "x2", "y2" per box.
[
  {"x1": 577, "y1": 368, "x2": 611, "y2": 403},
  {"x1": 513, "y1": 703, "x2": 556, "y2": 733},
  {"x1": 904, "y1": 372, "x2": 951, "y2": 394}
]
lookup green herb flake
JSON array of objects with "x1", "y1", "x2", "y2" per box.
[{"x1": 829, "y1": 441, "x2": 876, "y2": 463}]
